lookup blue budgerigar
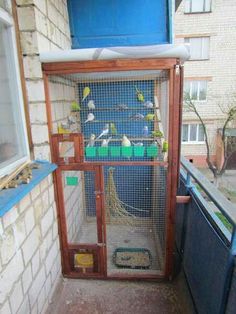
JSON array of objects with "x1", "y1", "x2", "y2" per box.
[{"x1": 143, "y1": 125, "x2": 149, "y2": 137}]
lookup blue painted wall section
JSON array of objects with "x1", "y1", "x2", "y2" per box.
[{"x1": 67, "y1": 0, "x2": 171, "y2": 48}]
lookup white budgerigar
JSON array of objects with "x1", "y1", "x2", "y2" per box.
[
  {"x1": 87, "y1": 100, "x2": 95, "y2": 110},
  {"x1": 122, "y1": 135, "x2": 131, "y2": 147},
  {"x1": 97, "y1": 124, "x2": 109, "y2": 140},
  {"x1": 101, "y1": 137, "x2": 112, "y2": 147},
  {"x1": 87, "y1": 134, "x2": 96, "y2": 147},
  {"x1": 84, "y1": 113, "x2": 95, "y2": 123}
]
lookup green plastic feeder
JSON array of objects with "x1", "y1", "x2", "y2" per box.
[
  {"x1": 66, "y1": 176, "x2": 78, "y2": 186},
  {"x1": 110, "y1": 146, "x2": 121, "y2": 157},
  {"x1": 134, "y1": 146, "x2": 145, "y2": 157},
  {"x1": 85, "y1": 147, "x2": 96, "y2": 157},
  {"x1": 147, "y1": 146, "x2": 158, "y2": 157},
  {"x1": 121, "y1": 146, "x2": 133, "y2": 157},
  {"x1": 98, "y1": 147, "x2": 109, "y2": 157}
]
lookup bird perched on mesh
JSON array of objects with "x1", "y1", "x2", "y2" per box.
[
  {"x1": 110, "y1": 123, "x2": 117, "y2": 135},
  {"x1": 143, "y1": 101, "x2": 154, "y2": 108},
  {"x1": 87, "y1": 100, "x2": 95, "y2": 110},
  {"x1": 130, "y1": 113, "x2": 144, "y2": 121},
  {"x1": 84, "y1": 113, "x2": 95, "y2": 123},
  {"x1": 145, "y1": 113, "x2": 155, "y2": 121},
  {"x1": 122, "y1": 135, "x2": 131, "y2": 147},
  {"x1": 101, "y1": 137, "x2": 112, "y2": 147},
  {"x1": 82, "y1": 86, "x2": 90, "y2": 102},
  {"x1": 97, "y1": 124, "x2": 109, "y2": 139},
  {"x1": 87, "y1": 134, "x2": 96, "y2": 147},
  {"x1": 135, "y1": 86, "x2": 145, "y2": 102},
  {"x1": 143, "y1": 125, "x2": 149, "y2": 137}
]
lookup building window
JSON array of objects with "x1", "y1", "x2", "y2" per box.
[
  {"x1": 185, "y1": 0, "x2": 212, "y2": 13},
  {"x1": 182, "y1": 124, "x2": 205, "y2": 143},
  {"x1": 184, "y1": 80, "x2": 207, "y2": 101},
  {"x1": 184, "y1": 37, "x2": 210, "y2": 60},
  {"x1": 0, "y1": 6, "x2": 29, "y2": 178}
]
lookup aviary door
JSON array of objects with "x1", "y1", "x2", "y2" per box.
[{"x1": 56, "y1": 165, "x2": 106, "y2": 278}]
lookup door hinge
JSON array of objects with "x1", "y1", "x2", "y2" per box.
[
  {"x1": 175, "y1": 65, "x2": 180, "y2": 75},
  {"x1": 97, "y1": 243, "x2": 106, "y2": 247}
]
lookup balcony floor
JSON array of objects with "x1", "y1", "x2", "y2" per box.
[{"x1": 46, "y1": 272, "x2": 195, "y2": 314}]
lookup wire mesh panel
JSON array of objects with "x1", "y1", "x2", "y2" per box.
[
  {"x1": 103, "y1": 165, "x2": 167, "y2": 276},
  {"x1": 62, "y1": 170, "x2": 98, "y2": 244}
]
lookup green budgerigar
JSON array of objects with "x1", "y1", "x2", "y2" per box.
[
  {"x1": 145, "y1": 113, "x2": 155, "y2": 121},
  {"x1": 82, "y1": 86, "x2": 91, "y2": 102},
  {"x1": 110, "y1": 122, "x2": 117, "y2": 135},
  {"x1": 162, "y1": 140, "x2": 168, "y2": 152},
  {"x1": 135, "y1": 86, "x2": 145, "y2": 102},
  {"x1": 70, "y1": 101, "x2": 80, "y2": 112},
  {"x1": 152, "y1": 130, "x2": 163, "y2": 138}
]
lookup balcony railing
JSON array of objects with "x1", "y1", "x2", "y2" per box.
[{"x1": 176, "y1": 157, "x2": 236, "y2": 314}]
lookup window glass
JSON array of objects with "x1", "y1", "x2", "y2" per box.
[
  {"x1": 185, "y1": 0, "x2": 211, "y2": 13},
  {"x1": 0, "y1": 22, "x2": 28, "y2": 175},
  {"x1": 205, "y1": 0, "x2": 211, "y2": 11},
  {"x1": 198, "y1": 125, "x2": 205, "y2": 141},
  {"x1": 199, "y1": 81, "x2": 207, "y2": 100},
  {"x1": 192, "y1": 0, "x2": 204, "y2": 12},
  {"x1": 191, "y1": 81, "x2": 198, "y2": 100},
  {"x1": 182, "y1": 125, "x2": 188, "y2": 142},
  {"x1": 185, "y1": 37, "x2": 210, "y2": 60},
  {"x1": 190, "y1": 124, "x2": 197, "y2": 141}
]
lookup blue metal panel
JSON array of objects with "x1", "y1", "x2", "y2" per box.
[
  {"x1": 183, "y1": 197, "x2": 230, "y2": 314},
  {"x1": 67, "y1": 0, "x2": 171, "y2": 48},
  {"x1": 0, "y1": 161, "x2": 57, "y2": 217}
]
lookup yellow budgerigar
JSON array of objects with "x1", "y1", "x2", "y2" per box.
[{"x1": 82, "y1": 86, "x2": 91, "y2": 102}]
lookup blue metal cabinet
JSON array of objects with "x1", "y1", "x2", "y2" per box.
[{"x1": 67, "y1": 0, "x2": 172, "y2": 48}]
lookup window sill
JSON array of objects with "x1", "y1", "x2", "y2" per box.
[
  {"x1": 0, "y1": 160, "x2": 57, "y2": 217},
  {"x1": 182, "y1": 142, "x2": 205, "y2": 145}
]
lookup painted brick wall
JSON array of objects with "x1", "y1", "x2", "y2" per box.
[
  {"x1": 175, "y1": 0, "x2": 236, "y2": 162},
  {"x1": 0, "y1": 1, "x2": 72, "y2": 313}
]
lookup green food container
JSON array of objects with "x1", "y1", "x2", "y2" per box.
[
  {"x1": 98, "y1": 147, "x2": 109, "y2": 157},
  {"x1": 121, "y1": 146, "x2": 133, "y2": 157},
  {"x1": 85, "y1": 147, "x2": 96, "y2": 157},
  {"x1": 66, "y1": 176, "x2": 78, "y2": 186},
  {"x1": 110, "y1": 146, "x2": 121, "y2": 157},
  {"x1": 147, "y1": 146, "x2": 158, "y2": 157},
  {"x1": 133, "y1": 146, "x2": 145, "y2": 157}
]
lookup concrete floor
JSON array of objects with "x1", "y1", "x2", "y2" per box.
[{"x1": 46, "y1": 272, "x2": 195, "y2": 314}]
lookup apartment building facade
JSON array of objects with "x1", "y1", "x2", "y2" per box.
[{"x1": 175, "y1": 0, "x2": 236, "y2": 168}]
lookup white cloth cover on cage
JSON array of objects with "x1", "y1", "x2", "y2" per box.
[{"x1": 40, "y1": 44, "x2": 190, "y2": 64}]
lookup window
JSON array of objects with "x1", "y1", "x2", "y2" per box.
[
  {"x1": 182, "y1": 124, "x2": 205, "y2": 143},
  {"x1": 185, "y1": 0, "x2": 211, "y2": 13},
  {"x1": 184, "y1": 80, "x2": 207, "y2": 101},
  {"x1": 184, "y1": 37, "x2": 210, "y2": 60},
  {"x1": 0, "y1": 6, "x2": 29, "y2": 178}
]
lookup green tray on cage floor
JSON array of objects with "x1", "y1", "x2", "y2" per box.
[
  {"x1": 85, "y1": 147, "x2": 96, "y2": 157},
  {"x1": 113, "y1": 248, "x2": 152, "y2": 269}
]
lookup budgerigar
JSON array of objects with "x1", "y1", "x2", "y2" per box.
[
  {"x1": 143, "y1": 101, "x2": 154, "y2": 108},
  {"x1": 87, "y1": 100, "x2": 95, "y2": 110},
  {"x1": 132, "y1": 142, "x2": 143, "y2": 146},
  {"x1": 67, "y1": 115, "x2": 77, "y2": 126},
  {"x1": 57, "y1": 123, "x2": 70, "y2": 134},
  {"x1": 110, "y1": 122, "x2": 117, "y2": 135},
  {"x1": 101, "y1": 137, "x2": 112, "y2": 147},
  {"x1": 152, "y1": 130, "x2": 163, "y2": 138},
  {"x1": 135, "y1": 86, "x2": 145, "y2": 102},
  {"x1": 84, "y1": 113, "x2": 95, "y2": 123},
  {"x1": 122, "y1": 135, "x2": 131, "y2": 147},
  {"x1": 130, "y1": 113, "x2": 144, "y2": 121},
  {"x1": 97, "y1": 124, "x2": 109, "y2": 139},
  {"x1": 145, "y1": 113, "x2": 155, "y2": 121},
  {"x1": 162, "y1": 141, "x2": 168, "y2": 152},
  {"x1": 143, "y1": 125, "x2": 149, "y2": 137},
  {"x1": 71, "y1": 101, "x2": 80, "y2": 112},
  {"x1": 82, "y1": 86, "x2": 90, "y2": 102},
  {"x1": 87, "y1": 134, "x2": 96, "y2": 147}
]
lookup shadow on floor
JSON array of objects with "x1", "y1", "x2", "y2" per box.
[{"x1": 46, "y1": 272, "x2": 195, "y2": 314}]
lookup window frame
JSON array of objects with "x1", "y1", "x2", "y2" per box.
[
  {"x1": 184, "y1": 36, "x2": 210, "y2": 61},
  {"x1": 184, "y1": 80, "x2": 208, "y2": 102},
  {"x1": 184, "y1": 0, "x2": 212, "y2": 14},
  {"x1": 0, "y1": 6, "x2": 30, "y2": 178},
  {"x1": 182, "y1": 124, "x2": 206, "y2": 144}
]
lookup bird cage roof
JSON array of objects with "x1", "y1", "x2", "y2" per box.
[{"x1": 40, "y1": 44, "x2": 190, "y2": 64}]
